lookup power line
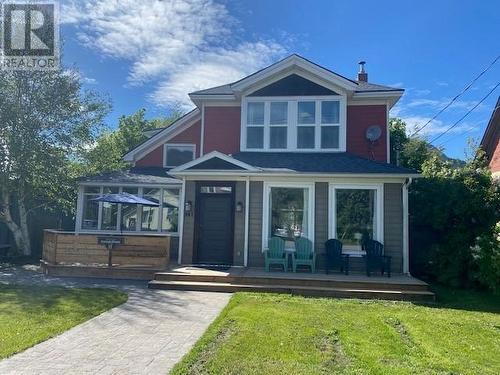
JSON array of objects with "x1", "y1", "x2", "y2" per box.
[
  {"x1": 429, "y1": 83, "x2": 500, "y2": 144},
  {"x1": 436, "y1": 104, "x2": 500, "y2": 147},
  {"x1": 409, "y1": 54, "x2": 500, "y2": 137}
]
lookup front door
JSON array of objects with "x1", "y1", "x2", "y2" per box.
[{"x1": 195, "y1": 183, "x2": 235, "y2": 265}]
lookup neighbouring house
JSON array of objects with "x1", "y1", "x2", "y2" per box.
[
  {"x1": 481, "y1": 97, "x2": 500, "y2": 179},
  {"x1": 66, "y1": 54, "x2": 419, "y2": 275}
]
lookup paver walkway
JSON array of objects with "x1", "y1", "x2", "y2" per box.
[{"x1": 0, "y1": 264, "x2": 231, "y2": 374}]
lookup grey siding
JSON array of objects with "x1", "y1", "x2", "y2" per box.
[
  {"x1": 232, "y1": 181, "x2": 246, "y2": 266},
  {"x1": 248, "y1": 181, "x2": 264, "y2": 267},
  {"x1": 315, "y1": 182, "x2": 328, "y2": 268},
  {"x1": 384, "y1": 183, "x2": 403, "y2": 273},
  {"x1": 169, "y1": 236, "x2": 179, "y2": 262},
  {"x1": 181, "y1": 181, "x2": 196, "y2": 264}
]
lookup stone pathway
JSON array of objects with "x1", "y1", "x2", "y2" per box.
[{"x1": 0, "y1": 264, "x2": 231, "y2": 374}]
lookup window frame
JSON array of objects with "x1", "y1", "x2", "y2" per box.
[
  {"x1": 241, "y1": 95, "x2": 346, "y2": 152},
  {"x1": 77, "y1": 184, "x2": 182, "y2": 236},
  {"x1": 328, "y1": 183, "x2": 384, "y2": 256},
  {"x1": 163, "y1": 143, "x2": 196, "y2": 168},
  {"x1": 262, "y1": 181, "x2": 315, "y2": 251}
]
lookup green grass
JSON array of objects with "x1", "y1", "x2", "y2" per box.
[
  {"x1": 0, "y1": 284, "x2": 127, "y2": 359},
  {"x1": 172, "y1": 287, "x2": 500, "y2": 375}
]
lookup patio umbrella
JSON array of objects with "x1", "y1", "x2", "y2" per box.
[{"x1": 91, "y1": 192, "x2": 160, "y2": 207}]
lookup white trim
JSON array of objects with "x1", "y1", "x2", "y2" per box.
[
  {"x1": 402, "y1": 179, "x2": 411, "y2": 274},
  {"x1": 163, "y1": 143, "x2": 196, "y2": 168},
  {"x1": 178, "y1": 178, "x2": 186, "y2": 265},
  {"x1": 174, "y1": 170, "x2": 420, "y2": 179},
  {"x1": 243, "y1": 176, "x2": 250, "y2": 267},
  {"x1": 123, "y1": 109, "x2": 200, "y2": 162},
  {"x1": 75, "y1": 185, "x2": 84, "y2": 233},
  {"x1": 169, "y1": 151, "x2": 261, "y2": 173},
  {"x1": 232, "y1": 55, "x2": 358, "y2": 93},
  {"x1": 80, "y1": 181, "x2": 181, "y2": 187},
  {"x1": 240, "y1": 95, "x2": 347, "y2": 152},
  {"x1": 262, "y1": 181, "x2": 315, "y2": 252},
  {"x1": 386, "y1": 101, "x2": 390, "y2": 163},
  {"x1": 200, "y1": 102, "x2": 205, "y2": 156},
  {"x1": 328, "y1": 183, "x2": 384, "y2": 256},
  {"x1": 352, "y1": 91, "x2": 403, "y2": 109}
]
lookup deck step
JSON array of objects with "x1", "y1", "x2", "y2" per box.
[
  {"x1": 152, "y1": 272, "x2": 429, "y2": 292},
  {"x1": 148, "y1": 280, "x2": 435, "y2": 302}
]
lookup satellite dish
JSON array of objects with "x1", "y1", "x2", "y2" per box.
[{"x1": 366, "y1": 125, "x2": 382, "y2": 142}]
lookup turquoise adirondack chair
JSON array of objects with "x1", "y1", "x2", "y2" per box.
[
  {"x1": 292, "y1": 237, "x2": 316, "y2": 273},
  {"x1": 264, "y1": 237, "x2": 287, "y2": 272}
]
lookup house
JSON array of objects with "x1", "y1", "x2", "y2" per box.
[
  {"x1": 480, "y1": 97, "x2": 500, "y2": 179},
  {"x1": 70, "y1": 54, "x2": 419, "y2": 275}
]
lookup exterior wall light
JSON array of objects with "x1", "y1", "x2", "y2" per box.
[
  {"x1": 184, "y1": 200, "x2": 192, "y2": 216},
  {"x1": 236, "y1": 201, "x2": 244, "y2": 213}
]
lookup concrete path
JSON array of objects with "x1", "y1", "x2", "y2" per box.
[{"x1": 0, "y1": 264, "x2": 231, "y2": 374}]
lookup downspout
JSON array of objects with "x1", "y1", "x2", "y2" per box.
[
  {"x1": 177, "y1": 177, "x2": 186, "y2": 265},
  {"x1": 402, "y1": 178, "x2": 412, "y2": 275}
]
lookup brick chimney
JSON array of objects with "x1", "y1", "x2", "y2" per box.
[{"x1": 357, "y1": 61, "x2": 368, "y2": 82}]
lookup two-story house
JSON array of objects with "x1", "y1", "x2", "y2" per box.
[{"x1": 74, "y1": 55, "x2": 419, "y2": 275}]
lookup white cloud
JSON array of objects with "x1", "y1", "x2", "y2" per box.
[
  {"x1": 399, "y1": 115, "x2": 475, "y2": 137},
  {"x1": 62, "y1": 0, "x2": 287, "y2": 109},
  {"x1": 413, "y1": 89, "x2": 431, "y2": 96},
  {"x1": 406, "y1": 98, "x2": 481, "y2": 111}
]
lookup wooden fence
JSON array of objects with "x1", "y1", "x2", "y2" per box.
[{"x1": 42, "y1": 230, "x2": 170, "y2": 269}]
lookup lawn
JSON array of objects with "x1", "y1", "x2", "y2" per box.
[
  {"x1": 172, "y1": 286, "x2": 500, "y2": 375},
  {"x1": 0, "y1": 284, "x2": 127, "y2": 359}
]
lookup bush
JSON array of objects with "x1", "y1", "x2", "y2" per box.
[{"x1": 472, "y1": 223, "x2": 500, "y2": 293}]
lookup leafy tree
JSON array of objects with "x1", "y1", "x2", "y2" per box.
[
  {"x1": 0, "y1": 70, "x2": 110, "y2": 255},
  {"x1": 82, "y1": 108, "x2": 182, "y2": 174}
]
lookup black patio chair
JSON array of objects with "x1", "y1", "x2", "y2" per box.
[
  {"x1": 363, "y1": 239, "x2": 391, "y2": 277},
  {"x1": 324, "y1": 239, "x2": 350, "y2": 275}
]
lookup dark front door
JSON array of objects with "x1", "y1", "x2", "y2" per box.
[{"x1": 195, "y1": 184, "x2": 234, "y2": 265}]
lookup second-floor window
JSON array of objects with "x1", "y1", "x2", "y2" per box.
[
  {"x1": 243, "y1": 97, "x2": 345, "y2": 151},
  {"x1": 164, "y1": 144, "x2": 196, "y2": 168}
]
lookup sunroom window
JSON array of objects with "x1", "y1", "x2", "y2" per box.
[
  {"x1": 141, "y1": 188, "x2": 161, "y2": 231},
  {"x1": 101, "y1": 186, "x2": 119, "y2": 230},
  {"x1": 331, "y1": 185, "x2": 382, "y2": 254},
  {"x1": 82, "y1": 186, "x2": 100, "y2": 230}
]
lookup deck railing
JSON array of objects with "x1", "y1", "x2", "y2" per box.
[{"x1": 42, "y1": 230, "x2": 170, "y2": 269}]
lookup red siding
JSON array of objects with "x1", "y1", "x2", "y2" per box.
[
  {"x1": 346, "y1": 105, "x2": 387, "y2": 162},
  {"x1": 203, "y1": 106, "x2": 241, "y2": 155},
  {"x1": 135, "y1": 120, "x2": 201, "y2": 167},
  {"x1": 489, "y1": 137, "x2": 500, "y2": 174}
]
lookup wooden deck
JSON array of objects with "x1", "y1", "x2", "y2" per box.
[{"x1": 149, "y1": 266, "x2": 435, "y2": 301}]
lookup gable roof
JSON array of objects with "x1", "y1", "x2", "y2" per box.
[
  {"x1": 480, "y1": 97, "x2": 500, "y2": 161},
  {"x1": 189, "y1": 54, "x2": 403, "y2": 98},
  {"x1": 123, "y1": 108, "x2": 200, "y2": 163},
  {"x1": 79, "y1": 167, "x2": 180, "y2": 185},
  {"x1": 169, "y1": 151, "x2": 260, "y2": 173}
]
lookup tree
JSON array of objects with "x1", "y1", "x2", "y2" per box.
[
  {"x1": 0, "y1": 70, "x2": 109, "y2": 255},
  {"x1": 82, "y1": 108, "x2": 182, "y2": 174}
]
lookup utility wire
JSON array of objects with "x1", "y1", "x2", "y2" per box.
[
  {"x1": 409, "y1": 54, "x2": 500, "y2": 137},
  {"x1": 436, "y1": 104, "x2": 500, "y2": 147},
  {"x1": 429, "y1": 83, "x2": 500, "y2": 144}
]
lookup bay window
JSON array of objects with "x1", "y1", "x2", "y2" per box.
[
  {"x1": 263, "y1": 183, "x2": 314, "y2": 249},
  {"x1": 243, "y1": 97, "x2": 344, "y2": 151},
  {"x1": 330, "y1": 184, "x2": 383, "y2": 254}
]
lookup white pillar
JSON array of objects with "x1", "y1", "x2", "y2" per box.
[
  {"x1": 243, "y1": 177, "x2": 250, "y2": 267},
  {"x1": 177, "y1": 178, "x2": 186, "y2": 265},
  {"x1": 402, "y1": 179, "x2": 411, "y2": 275}
]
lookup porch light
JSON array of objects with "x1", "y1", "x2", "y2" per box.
[
  {"x1": 236, "y1": 201, "x2": 244, "y2": 213},
  {"x1": 185, "y1": 200, "x2": 192, "y2": 215}
]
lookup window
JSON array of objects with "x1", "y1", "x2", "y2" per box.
[
  {"x1": 246, "y1": 102, "x2": 265, "y2": 149},
  {"x1": 264, "y1": 183, "x2": 314, "y2": 249},
  {"x1": 121, "y1": 187, "x2": 139, "y2": 231},
  {"x1": 321, "y1": 101, "x2": 340, "y2": 149},
  {"x1": 141, "y1": 188, "x2": 161, "y2": 231},
  {"x1": 164, "y1": 144, "x2": 195, "y2": 167},
  {"x1": 243, "y1": 97, "x2": 344, "y2": 151},
  {"x1": 82, "y1": 186, "x2": 100, "y2": 229},
  {"x1": 269, "y1": 102, "x2": 288, "y2": 149},
  {"x1": 101, "y1": 186, "x2": 118, "y2": 230},
  {"x1": 79, "y1": 185, "x2": 180, "y2": 234},
  {"x1": 162, "y1": 188, "x2": 180, "y2": 232},
  {"x1": 330, "y1": 184, "x2": 383, "y2": 254}
]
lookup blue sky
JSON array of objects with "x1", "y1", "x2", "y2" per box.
[{"x1": 60, "y1": 0, "x2": 500, "y2": 160}]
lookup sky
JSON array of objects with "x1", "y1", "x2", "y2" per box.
[{"x1": 59, "y1": 0, "x2": 500, "y2": 160}]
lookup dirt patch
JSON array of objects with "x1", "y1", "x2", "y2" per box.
[
  {"x1": 186, "y1": 319, "x2": 236, "y2": 375},
  {"x1": 384, "y1": 317, "x2": 415, "y2": 347},
  {"x1": 315, "y1": 329, "x2": 351, "y2": 373}
]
